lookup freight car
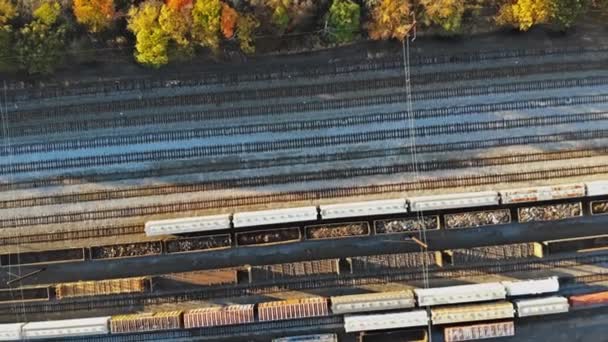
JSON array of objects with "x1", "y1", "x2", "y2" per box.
[
  {"x1": 0, "y1": 277, "x2": 589, "y2": 341},
  {"x1": 443, "y1": 321, "x2": 515, "y2": 342},
  {"x1": 143, "y1": 180, "x2": 604, "y2": 238}
]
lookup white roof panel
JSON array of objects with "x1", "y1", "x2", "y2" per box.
[
  {"x1": 0, "y1": 323, "x2": 24, "y2": 341},
  {"x1": 331, "y1": 291, "x2": 415, "y2": 314},
  {"x1": 500, "y1": 183, "x2": 585, "y2": 204},
  {"x1": 502, "y1": 277, "x2": 559, "y2": 296},
  {"x1": 586, "y1": 181, "x2": 608, "y2": 197},
  {"x1": 409, "y1": 191, "x2": 499, "y2": 212},
  {"x1": 344, "y1": 310, "x2": 428, "y2": 333},
  {"x1": 145, "y1": 214, "x2": 231, "y2": 236},
  {"x1": 272, "y1": 334, "x2": 338, "y2": 342},
  {"x1": 320, "y1": 199, "x2": 407, "y2": 219},
  {"x1": 233, "y1": 206, "x2": 318, "y2": 228},
  {"x1": 515, "y1": 296, "x2": 569, "y2": 317},
  {"x1": 415, "y1": 283, "x2": 506, "y2": 306},
  {"x1": 22, "y1": 316, "x2": 110, "y2": 339}
]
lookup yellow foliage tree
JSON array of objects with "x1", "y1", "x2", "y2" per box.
[
  {"x1": 127, "y1": 1, "x2": 170, "y2": 67},
  {"x1": 73, "y1": 0, "x2": 115, "y2": 33},
  {"x1": 159, "y1": 2, "x2": 192, "y2": 46},
  {"x1": 496, "y1": 0, "x2": 552, "y2": 31},
  {"x1": 192, "y1": 0, "x2": 221, "y2": 51},
  {"x1": 0, "y1": 0, "x2": 16, "y2": 25},
  {"x1": 367, "y1": 0, "x2": 413, "y2": 41}
]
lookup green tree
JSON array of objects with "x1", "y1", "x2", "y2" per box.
[
  {"x1": 420, "y1": 0, "x2": 465, "y2": 33},
  {"x1": 192, "y1": 0, "x2": 221, "y2": 51},
  {"x1": 16, "y1": 19, "x2": 67, "y2": 74},
  {"x1": 327, "y1": 0, "x2": 360, "y2": 43},
  {"x1": 236, "y1": 13, "x2": 259, "y2": 54},
  {"x1": 0, "y1": 0, "x2": 16, "y2": 25},
  {"x1": 127, "y1": 1, "x2": 170, "y2": 67},
  {"x1": 496, "y1": 0, "x2": 552, "y2": 31},
  {"x1": 551, "y1": 0, "x2": 588, "y2": 30},
  {"x1": 270, "y1": 1, "x2": 289, "y2": 32},
  {"x1": 0, "y1": 26, "x2": 13, "y2": 72}
]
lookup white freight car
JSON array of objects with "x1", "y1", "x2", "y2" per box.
[
  {"x1": 414, "y1": 282, "x2": 506, "y2": 306},
  {"x1": 319, "y1": 199, "x2": 407, "y2": 219},
  {"x1": 500, "y1": 183, "x2": 585, "y2": 204},
  {"x1": 501, "y1": 277, "x2": 559, "y2": 297},
  {"x1": 409, "y1": 191, "x2": 499, "y2": 212},
  {"x1": 272, "y1": 334, "x2": 338, "y2": 342},
  {"x1": 0, "y1": 323, "x2": 24, "y2": 341},
  {"x1": 431, "y1": 301, "x2": 514, "y2": 325},
  {"x1": 232, "y1": 206, "x2": 318, "y2": 228},
  {"x1": 145, "y1": 214, "x2": 231, "y2": 236},
  {"x1": 22, "y1": 316, "x2": 110, "y2": 339},
  {"x1": 515, "y1": 296, "x2": 569, "y2": 317},
  {"x1": 344, "y1": 310, "x2": 429, "y2": 333},
  {"x1": 330, "y1": 290, "x2": 416, "y2": 314},
  {"x1": 586, "y1": 181, "x2": 608, "y2": 197}
]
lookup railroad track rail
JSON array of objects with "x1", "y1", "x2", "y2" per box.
[
  {"x1": 4, "y1": 108, "x2": 608, "y2": 175},
  {"x1": 7, "y1": 44, "x2": 608, "y2": 103},
  {"x1": 2, "y1": 252, "x2": 607, "y2": 318},
  {"x1": 0, "y1": 225, "x2": 142, "y2": 246},
  {"x1": 8, "y1": 73, "x2": 608, "y2": 140},
  {"x1": 2, "y1": 128, "x2": 608, "y2": 193},
  {"x1": 1, "y1": 147, "x2": 606, "y2": 210},
  {"x1": 2, "y1": 165, "x2": 608, "y2": 229},
  {"x1": 6, "y1": 89, "x2": 608, "y2": 156}
]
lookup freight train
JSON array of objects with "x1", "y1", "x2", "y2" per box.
[
  {"x1": 144, "y1": 181, "x2": 608, "y2": 236},
  {"x1": 0, "y1": 276, "x2": 586, "y2": 341}
]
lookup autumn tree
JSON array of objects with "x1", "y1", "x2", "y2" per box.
[
  {"x1": 221, "y1": 2, "x2": 238, "y2": 38},
  {"x1": 267, "y1": 0, "x2": 290, "y2": 32},
  {"x1": 128, "y1": 0, "x2": 170, "y2": 67},
  {"x1": 420, "y1": 0, "x2": 465, "y2": 33},
  {"x1": 236, "y1": 13, "x2": 259, "y2": 53},
  {"x1": 496, "y1": 0, "x2": 552, "y2": 30},
  {"x1": 367, "y1": 0, "x2": 413, "y2": 41},
  {"x1": 16, "y1": 1, "x2": 67, "y2": 74},
  {"x1": 0, "y1": 0, "x2": 16, "y2": 25},
  {"x1": 159, "y1": 1, "x2": 192, "y2": 46},
  {"x1": 73, "y1": 0, "x2": 115, "y2": 33},
  {"x1": 550, "y1": 0, "x2": 588, "y2": 30},
  {"x1": 192, "y1": 0, "x2": 221, "y2": 51},
  {"x1": 327, "y1": 0, "x2": 360, "y2": 43}
]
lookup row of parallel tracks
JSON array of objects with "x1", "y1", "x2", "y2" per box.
[
  {"x1": 3, "y1": 44, "x2": 608, "y2": 244},
  {"x1": 2, "y1": 251, "x2": 608, "y2": 320}
]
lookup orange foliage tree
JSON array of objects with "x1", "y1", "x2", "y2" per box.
[
  {"x1": 221, "y1": 2, "x2": 238, "y2": 38},
  {"x1": 73, "y1": 0, "x2": 116, "y2": 33},
  {"x1": 366, "y1": 0, "x2": 413, "y2": 41},
  {"x1": 166, "y1": 0, "x2": 192, "y2": 10}
]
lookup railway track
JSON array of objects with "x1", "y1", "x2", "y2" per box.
[
  {"x1": 4, "y1": 109, "x2": 608, "y2": 175},
  {"x1": 1, "y1": 147, "x2": 606, "y2": 210},
  {"x1": 2, "y1": 252, "x2": 607, "y2": 318},
  {"x1": 8, "y1": 74, "x2": 608, "y2": 139},
  {"x1": 2, "y1": 128, "x2": 608, "y2": 193},
  {"x1": 1, "y1": 165, "x2": 608, "y2": 229},
  {"x1": 7, "y1": 44, "x2": 608, "y2": 104},
  {"x1": 0, "y1": 225, "x2": 142, "y2": 246},
  {"x1": 6, "y1": 90, "x2": 608, "y2": 156}
]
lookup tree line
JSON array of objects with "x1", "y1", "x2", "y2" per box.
[{"x1": 0, "y1": 0, "x2": 602, "y2": 75}]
